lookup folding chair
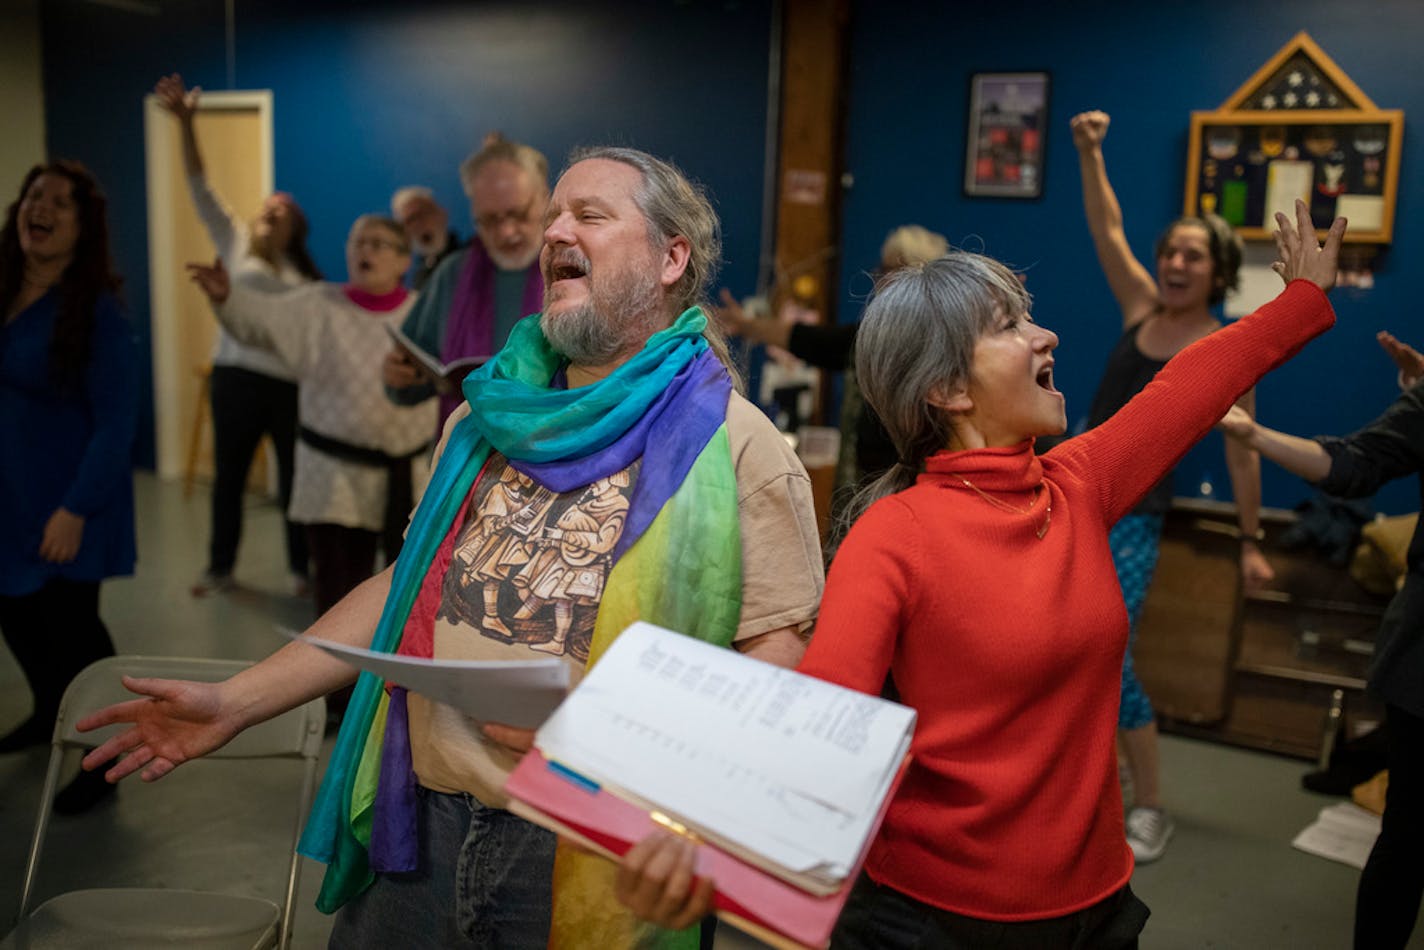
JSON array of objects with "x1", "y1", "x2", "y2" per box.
[{"x1": 4, "y1": 656, "x2": 326, "y2": 949}]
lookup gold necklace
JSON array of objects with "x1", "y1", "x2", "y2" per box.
[{"x1": 956, "y1": 476, "x2": 1052, "y2": 540}]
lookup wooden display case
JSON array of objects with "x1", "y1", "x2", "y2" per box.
[
  {"x1": 1135, "y1": 498, "x2": 1388, "y2": 761},
  {"x1": 1183, "y1": 32, "x2": 1404, "y2": 244}
]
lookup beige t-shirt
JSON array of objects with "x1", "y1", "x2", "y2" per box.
[{"x1": 407, "y1": 391, "x2": 824, "y2": 807}]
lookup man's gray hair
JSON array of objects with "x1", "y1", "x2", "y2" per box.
[
  {"x1": 390, "y1": 185, "x2": 435, "y2": 218},
  {"x1": 565, "y1": 146, "x2": 737, "y2": 387},
  {"x1": 459, "y1": 133, "x2": 550, "y2": 196},
  {"x1": 567, "y1": 146, "x2": 722, "y2": 318}
]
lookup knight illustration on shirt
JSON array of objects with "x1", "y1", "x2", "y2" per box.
[{"x1": 440, "y1": 456, "x2": 636, "y2": 662}]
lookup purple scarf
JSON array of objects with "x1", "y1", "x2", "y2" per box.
[{"x1": 440, "y1": 241, "x2": 545, "y2": 422}]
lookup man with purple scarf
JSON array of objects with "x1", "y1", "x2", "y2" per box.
[
  {"x1": 384, "y1": 134, "x2": 549, "y2": 425},
  {"x1": 76, "y1": 147, "x2": 825, "y2": 949}
]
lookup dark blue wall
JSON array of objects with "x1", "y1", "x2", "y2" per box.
[
  {"x1": 40, "y1": 0, "x2": 1424, "y2": 513},
  {"x1": 39, "y1": 0, "x2": 774, "y2": 469},
  {"x1": 839, "y1": 0, "x2": 1424, "y2": 514}
]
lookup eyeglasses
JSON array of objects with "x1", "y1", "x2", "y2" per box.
[
  {"x1": 475, "y1": 198, "x2": 538, "y2": 232},
  {"x1": 350, "y1": 236, "x2": 405, "y2": 252}
]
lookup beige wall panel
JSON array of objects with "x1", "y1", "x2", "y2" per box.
[{"x1": 0, "y1": 0, "x2": 47, "y2": 189}]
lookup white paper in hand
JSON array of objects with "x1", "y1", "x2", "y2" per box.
[
  {"x1": 535, "y1": 622, "x2": 915, "y2": 886},
  {"x1": 282, "y1": 628, "x2": 569, "y2": 729}
]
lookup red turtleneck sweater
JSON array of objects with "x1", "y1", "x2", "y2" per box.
[{"x1": 799, "y1": 280, "x2": 1334, "y2": 921}]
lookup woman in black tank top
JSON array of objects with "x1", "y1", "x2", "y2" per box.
[{"x1": 1071, "y1": 109, "x2": 1271, "y2": 866}]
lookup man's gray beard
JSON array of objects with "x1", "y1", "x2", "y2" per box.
[
  {"x1": 413, "y1": 234, "x2": 445, "y2": 258},
  {"x1": 542, "y1": 270, "x2": 665, "y2": 365},
  {"x1": 484, "y1": 238, "x2": 541, "y2": 272}
]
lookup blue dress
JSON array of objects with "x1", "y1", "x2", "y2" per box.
[{"x1": 0, "y1": 290, "x2": 138, "y2": 596}]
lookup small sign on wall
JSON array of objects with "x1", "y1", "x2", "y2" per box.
[{"x1": 784, "y1": 169, "x2": 828, "y2": 206}]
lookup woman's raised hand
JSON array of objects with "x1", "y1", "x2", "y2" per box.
[
  {"x1": 1272, "y1": 199, "x2": 1346, "y2": 292},
  {"x1": 712, "y1": 288, "x2": 753, "y2": 339},
  {"x1": 186, "y1": 257, "x2": 231, "y2": 304},
  {"x1": 76, "y1": 677, "x2": 241, "y2": 783},
  {"x1": 1377, "y1": 331, "x2": 1424, "y2": 390},
  {"x1": 1069, "y1": 110, "x2": 1110, "y2": 152},
  {"x1": 153, "y1": 73, "x2": 200, "y2": 123}
]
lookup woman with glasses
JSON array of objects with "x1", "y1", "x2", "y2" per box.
[{"x1": 188, "y1": 215, "x2": 436, "y2": 624}]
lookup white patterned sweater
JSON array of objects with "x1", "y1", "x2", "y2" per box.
[{"x1": 216, "y1": 283, "x2": 437, "y2": 530}]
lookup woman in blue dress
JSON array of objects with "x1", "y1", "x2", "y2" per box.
[{"x1": 0, "y1": 160, "x2": 138, "y2": 812}]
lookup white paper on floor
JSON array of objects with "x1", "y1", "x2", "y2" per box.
[{"x1": 1291, "y1": 801, "x2": 1381, "y2": 869}]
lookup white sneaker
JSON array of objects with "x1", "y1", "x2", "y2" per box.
[
  {"x1": 1126, "y1": 806, "x2": 1174, "y2": 863},
  {"x1": 190, "y1": 571, "x2": 235, "y2": 598}
]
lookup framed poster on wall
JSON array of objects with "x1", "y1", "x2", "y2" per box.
[{"x1": 963, "y1": 71, "x2": 1050, "y2": 199}]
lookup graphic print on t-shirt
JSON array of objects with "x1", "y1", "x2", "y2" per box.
[{"x1": 439, "y1": 454, "x2": 636, "y2": 662}]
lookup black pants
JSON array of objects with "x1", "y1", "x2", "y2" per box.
[
  {"x1": 306, "y1": 522, "x2": 404, "y2": 718},
  {"x1": 831, "y1": 875, "x2": 1149, "y2": 950},
  {"x1": 0, "y1": 578, "x2": 117, "y2": 727},
  {"x1": 1355, "y1": 703, "x2": 1424, "y2": 949},
  {"x1": 208, "y1": 365, "x2": 306, "y2": 577},
  {"x1": 305, "y1": 522, "x2": 405, "y2": 618}
]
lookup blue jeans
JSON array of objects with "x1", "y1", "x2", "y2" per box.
[
  {"x1": 1110, "y1": 514, "x2": 1164, "y2": 730},
  {"x1": 328, "y1": 786, "x2": 556, "y2": 949}
]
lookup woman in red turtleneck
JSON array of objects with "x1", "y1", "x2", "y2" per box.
[
  {"x1": 188, "y1": 215, "x2": 436, "y2": 619},
  {"x1": 789, "y1": 201, "x2": 1344, "y2": 949},
  {"x1": 613, "y1": 202, "x2": 1345, "y2": 943}
]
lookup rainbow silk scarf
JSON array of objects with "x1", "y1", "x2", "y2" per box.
[{"x1": 298, "y1": 307, "x2": 742, "y2": 949}]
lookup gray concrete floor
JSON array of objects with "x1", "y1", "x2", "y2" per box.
[
  {"x1": 0, "y1": 474, "x2": 334, "y2": 948},
  {"x1": 2, "y1": 472, "x2": 1420, "y2": 948}
]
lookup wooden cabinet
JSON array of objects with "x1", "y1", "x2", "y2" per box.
[{"x1": 1134, "y1": 499, "x2": 1388, "y2": 760}]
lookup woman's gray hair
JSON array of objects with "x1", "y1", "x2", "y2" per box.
[
  {"x1": 833, "y1": 251, "x2": 1032, "y2": 545},
  {"x1": 348, "y1": 214, "x2": 410, "y2": 254},
  {"x1": 566, "y1": 146, "x2": 741, "y2": 390}
]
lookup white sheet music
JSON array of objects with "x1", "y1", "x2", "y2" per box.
[
  {"x1": 1291, "y1": 801, "x2": 1382, "y2": 869},
  {"x1": 282, "y1": 629, "x2": 569, "y2": 729},
  {"x1": 534, "y1": 622, "x2": 915, "y2": 883}
]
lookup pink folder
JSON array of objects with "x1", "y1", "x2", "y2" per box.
[{"x1": 504, "y1": 748, "x2": 909, "y2": 949}]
